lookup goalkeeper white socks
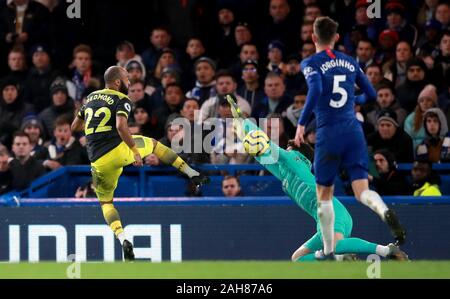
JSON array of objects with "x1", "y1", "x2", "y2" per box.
[
  {"x1": 317, "y1": 200, "x2": 335, "y2": 255},
  {"x1": 375, "y1": 245, "x2": 390, "y2": 257},
  {"x1": 360, "y1": 190, "x2": 389, "y2": 221}
]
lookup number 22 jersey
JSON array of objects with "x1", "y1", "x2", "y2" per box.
[{"x1": 77, "y1": 88, "x2": 132, "y2": 162}]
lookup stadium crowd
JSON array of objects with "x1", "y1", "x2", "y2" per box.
[{"x1": 0, "y1": 0, "x2": 449, "y2": 197}]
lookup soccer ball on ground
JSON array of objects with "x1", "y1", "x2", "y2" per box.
[{"x1": 243, "y1": 130, "x2": 270, "y2": 156}]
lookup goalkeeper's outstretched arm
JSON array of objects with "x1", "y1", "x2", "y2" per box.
[{"x1": 225, "y1": 94, "x2": 289, "y2": 164}]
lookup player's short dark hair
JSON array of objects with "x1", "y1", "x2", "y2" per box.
[
  {"x1": 104, "y1": 66, "x2": 124, "y2": 85},
  {"x1": 313, "y1": 16, "x2": 339, "y2": 45},
  {"x1": 12, "y1": 131, "x2": 31, "y2": 143}
]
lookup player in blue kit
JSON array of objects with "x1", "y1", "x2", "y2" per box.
[{"x1": 294, "y1": 17, "x2": 406, "y2": 259}]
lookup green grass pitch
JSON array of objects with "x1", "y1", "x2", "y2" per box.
[{"x1": 0, "y1": 261, "x2": 450, "y2": 279}]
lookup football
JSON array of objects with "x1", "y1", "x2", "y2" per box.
[{"x1": 243, "y1": 130, "x2": 270, "y2": 157}]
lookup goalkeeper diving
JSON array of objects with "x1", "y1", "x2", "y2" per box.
[{"x1": 226, "y1": 94, "x2": 408, "y2": 261}]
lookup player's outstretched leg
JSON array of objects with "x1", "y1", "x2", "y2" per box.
[
  {"x1": 353, "y1": 180, "x2": 406, "y2": 245},
  {"x1": 335, "y1": 238, "x2": 408, "y2": 260},
  {"x1": 100, "y1": 202, "x2": 135, "y2": 261}
]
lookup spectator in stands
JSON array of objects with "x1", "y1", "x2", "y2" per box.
[
  {"x1": 210, "y1": 97, "x2": 249, "y2": 165},
  {"x1": 212, "y1": 5, "x2": 237, "y2": 69},
  {"x1": 404, "y1": 84, "x2": 439, "y2": 150},
  {"x1": 173, "y1": 99, "x2": 210, "y2": 164},
  {"x1": 199, "y1": 70, "x2": 251, "y2": 122},
  {"x1": 39, "y1": 116, "x2": 89, "y2": 170},
  {"x1": 416, "y1": 19, "x2": 442, "y2": 56},
  {"x1": 285, "y1": 92, "x2": 306, "y2": 135},
  {"x1": 70, "y1": 44, "x2": 101, "y2": 103},
  {"x1": 266, "y1": 40, "x2": 285, "y2": 75},
  {"x1": 383, "y1": 41, "x2": 414, "y2": 87},
  {"x1": 385, "y1": 1, "x2": 418, "y2": 47},
  {"x1": 141, "y1": 27, "x2": 173, "y2": 72},
  {"x1": 235, "y1": 22, "x2": 253, "y2": 48},
  {"x1": 367, "y1": 109, "x2": 414, "y2": 163},
  {"x1": 439, "y1": 68, "x2": 450, "y2": 125},
  {"x1": 355, "y1": 39, "x2": 376, "y2": 72},
  {"x1": 303, "y1": 3, "x2": 322, "y2": 22},
  {"x1": 222, "y1": 175, "x2": 242, "y2": 197},
  {"x1": 38, "y1": 78, "x2": 75, "y2": 138},
  {"x1": 365, "y1": 64, "x2": 384, "y2": 87},
  {"x1": 22, "y1": 44, "x2": 60, "y2": 112},
  {"x1": 149, "y1": 48, "x2": 178, "y2": 87},
  {"x1": 258, "y1": 0, "x2": 298, "y2": 57},
  {"x1": 396, "y1": 59, "x2": 429, "y2": 113},
  {"x1": 417, "y1": 0, "x2": 440, "y2": 28},
  {"x1": 133, "y1": 100, "x2": 153, "y2": 137},
  {"x1": 5, "y1": 46, "x2": 28, "y2": 85},
  {"x1": 369, "y1": 149, "x2": 411, "y2": 196},
  {"x1": 375, "y1": 29, "x2": 399, "y2": 66},
  {"x1": 20, "y1": 115, "x2": 46, "y2": 157},
  {"x1": 127, "y1": 79, "x2": 154, "y2": 119},
  {"x1": 435, "y1": 3, "x2": 450, "y2": 30},
  {"x1": 237, "y1": 60, "x2": 265, "y2": 112},
  {"x1": 151, "y1": 83, "x2": 184, "y2": 140},
  {"x1": 283, "y1": 54, "x2": 306, "y2": 98},
  {"x1": 342, "y1": 1, "x2": 379, "y2": 55},
  {"x1": 252, "y1": 72, "x2": 293, "y2": 119},
  {"x1": 126, "y1": 59, "x2": 146, "y2": 83},
  {"x1": 411, "y1": 160, "x2": 442, "y2": 196},
  {"x1": 0, "y1": 0, "x2": 51, "y2": 49},
  {"x1": 416, "y1": 108, "x2": 450, "y2": 163},
  {"x1": 367, "y1": 81, "x2": 407, "y2": 128},
  {"x1": 229, "y1": 43, "x2": 260, "y2": 83},
  {"x1": 9, "y1": 131, "x2": 45, "y2": 191},
  {"x1": 182, "y1": 37, "x2": 206, "y2": 89},
  {"x1": 300, "y1": 40, "x2": 316, "y2": 60},
  {"x1": 0, "y1": 76, "x2": 33, "y2": 148},
  {"x1": 429, "y1": 30, "x2": 450, "y2": 92},
  {"x1": 115, "y1": 40, "x2": 143, "y2": 69},
  {"x1": 125, "y1": 60, "x2": 155, "y2": 96},
  {"x1": 149, "y1": 66, "x2": 180, "y2": 109},
  {"x1": 185, "y1": 57, "x2": 217, "y2": 106},
  {"x1": 0, "y1": 145, "x2": 12, "y2": 195},
  {"x1": 300, "y1": 20, "x2": 314, "y2": 46}
]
